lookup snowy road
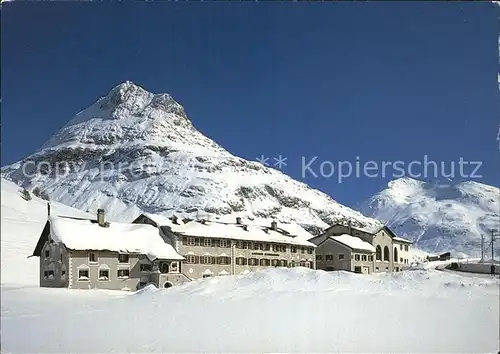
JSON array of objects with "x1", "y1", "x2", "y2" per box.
[{"x1": 436, "y1": 264, "x2": 500, "y2": 278}]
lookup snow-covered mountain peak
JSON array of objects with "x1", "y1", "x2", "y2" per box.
[
  {"x1": 361, "y1": 177, "x2": 500, "y2": 256},
  {"x1": 37, "y1": 81, "x2": 218, "y2": 154},
  {"x1": 2, "y1": 83, "x2": 381, "y2": 234}
]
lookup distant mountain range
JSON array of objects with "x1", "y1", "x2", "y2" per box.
[{"x1": 360, "y1": 177, "x2": 499, "y2": 257}]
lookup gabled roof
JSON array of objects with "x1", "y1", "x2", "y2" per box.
[
  {"x1": 33, "y1": 216, "x2": 183, "y2": 261},
  {"x1": 32, "y1": 220, "x2": 50, "y2": 257},
  {"x1": 329, "y1": 234, "x2": 376, "y2": 252},
  {"x1": 133, "y1": 213, "x2": 316, "y2": 247},
  {"x1": 323, "y1": 222, "x2": 399, "y2": 239},
  {"x1": 392, "y1": 236, "x2": 413, "y2": 244}
]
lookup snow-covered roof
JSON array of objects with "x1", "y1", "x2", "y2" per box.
[
  {"x1": 137, "y1": 213, "x2": 315, "y2": 247},
  {"x1": 330, "y1": 234, "x2": 376, "y2": 252},
  {"x1": 393, "y1": 236, "x2": 413, "y2": 244},
  {"x1": 49, "y1": 216, "x2": 183, "y2": 260}
]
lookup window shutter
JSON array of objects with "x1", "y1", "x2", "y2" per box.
[{"x1": 195, "y1": 256, "x2": 199, "y2": 264}]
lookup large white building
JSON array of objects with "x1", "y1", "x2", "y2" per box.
[{"x1": 133, "y1": 213, "x2": 317, "y2": 281}]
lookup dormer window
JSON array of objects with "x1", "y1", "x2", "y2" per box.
[
  {"x1": 88, "y1": 252, "x2": 98, "y2": 263},
  {"x1": 118, "y1": 254, "x2": 129, "y2": 263}
]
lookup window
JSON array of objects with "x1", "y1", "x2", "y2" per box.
[
  {"x1": 400, "y1": 244, "x2": 403, "y2": 250},
  {"x1": 375, "y1": 267, "x2": 379, "y2": 271},
  {"x1": 78, "y1": 269, "x2": 89, "y2": 281},
  {"x1": 253, "y1": 243, "x2": 260, "y2": 250},
  {"x1": 264, "y1": 244, "x2": 270, "y2": 251},
  {"x1": 61, "y1": 269, "x2": 66, "y2": 279},
  {"x1": 45, "y1": 250, "x2": 50, "y2": 258},
  {"x1": 220, "y1": 239, "x2": 228, "y2": 248},
  {"x1": 307, "y1": 248, "x2": 313, "y2": 254},
  {"x1": 202, "y1": 256, "x2": 212, "y2": 265},
  {"x1": 299, "y1": 260, "x2": 306, "y2": 267},
  {"x1": 362, "y1": 255, "x2": 367, "y2": 261},
  {"x1": 272, "y1": 245, "x2": 278, "y2": 252},
  {"x1": 259, "y1": 243, "x2": 265, "y2": 251},
  {"x1": 248, "y1": 258, "x2": 257, "y2": 266},
  {"x1": 376, "y1": 246, "x2": 382, "y2": 261},
  {"x1": 291, "y1": 246, "x2": 297, "y2": 253},
  {"x1": 99, "y1": 269, "x2": 109, "y2": 281},
  {"x1": 236, "y1": 257, "x2": 246, "y2": 266},
  {"x1": 117, "y1": 269, "x2": 130, "y2": 278},
  {"x1": 325, "y1": 254, "x2": 334, "y2": 261},
  {"x1": 316, "y1": 255, "x2": 323, "y2": 261},
  {"x1": 338, "y1": 254, "x2": 345, "y2": 260},
  {"x1": 383, "y1": 246, "x2": 390, "y2": 261},
  {"x1": 118, "y1": 254, "x2": 129, "y2": 263},
  {"x1": 88, "y1": 252, "x2": 98, "y2": 263},
  {"x1": 272, "y1": 259, "x2": 279, "y2": 267},
  {"x1": 369, "y1": 255, "x2": 373, "y2": 262},
  {"x1": 280, "y1": 245, "x2": 286, "y2": 252},
  {"x1": 400, "y1": 257, "x2": 403, "y2": 263},
  {"x1": 385, "y1": 267, "x2": 389, "y2": 272},
  {"x1": 280, "y1": 260, "x2": 287, "y2": 267},
  {"x1": 60, "y1": 254, "x2": 63, "y2": 262},
  {"x1": 242, "y1": 242, "x2": 248, "y2": 249},
  {"x1": 140, "y1": 263, "x2": 152, "y2": 272},
  {"x1": 355, "y1": 254, "x2": 360, "y2": 261},
  {"x1": 354, "y1": 266, "x2": 362, "y2": 274},
  {"x1": 43, "y1": 270, "x2": 54, "y2": 280},
  {"x1": 187, "y1": 237, "x2": 195, "y2": 246},
  {"x1": 404, "y1": 245, "x2": 409, "y2": 251},
  {"x1": 219, "y1": 256, "x2": 229, "y2": 265},
  {"x1": 170, "y1": 262, "x2": 178, "y2": 272},
  {"x1": 186, "y1": 255, "x2": 196, "y2": 264},
  {"x1": 305, "y1": 261, "x2": 311, "y2": 269},
  {"x1": 204, "y1": 238, "x2": 212, "y2": 247},
  {"x1": 301, "y1": 247, "x2": 305, "y2": 254}
]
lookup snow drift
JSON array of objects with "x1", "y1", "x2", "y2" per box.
[{"x1": 1, "y1": 267, "x2": 498, "y2": 353}]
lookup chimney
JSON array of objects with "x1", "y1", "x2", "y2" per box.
[
  {"x1": 47, "y1": 202, "x2": 51, "y2": 217},
  {"x1": 236, "y1": 217, "x2": 242, "y2": 225},
  {"x1": 271, "y1": 221, "x2": 278, "y2": 231},
  {"x1": 200, "y1": 219, "x2": 206, "y2": 225},
  {"x1": 243, "y1": 225, "x2": 248, "y2": 231},
  {"x1": 348, "y1": 220, "x2": 352, "y2": 235},
  {"x1": 97, "y1": 209, "x2": 105, "y2": 227},
  {"x1": 171, "y1": 215, "x2": 178, "y2": 224}
]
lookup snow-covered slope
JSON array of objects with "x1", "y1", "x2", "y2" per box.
[
  {"x1": 1, "y1": 81, "x2": 379, "y2": 232},
  {"x1": 2, "y1": 267, "x2": 498, "y2": 353},
  {"x1": 361, "y1": 177, "x2": 500, "y2": 257},
  {"x1": 1, "y1": 179, "x2": 93, "y2": 285}
]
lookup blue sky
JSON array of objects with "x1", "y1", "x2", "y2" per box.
[{"x1": 2, "y1": 2, "x2": 499, "y2": 207}]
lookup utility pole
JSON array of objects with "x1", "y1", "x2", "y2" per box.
[
  {"x1": 481, "y1": 234, "x2": 484, "y2": 262},
  {"x1": 491, "y1": 230, "x2": 495, "y2": 263}
]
